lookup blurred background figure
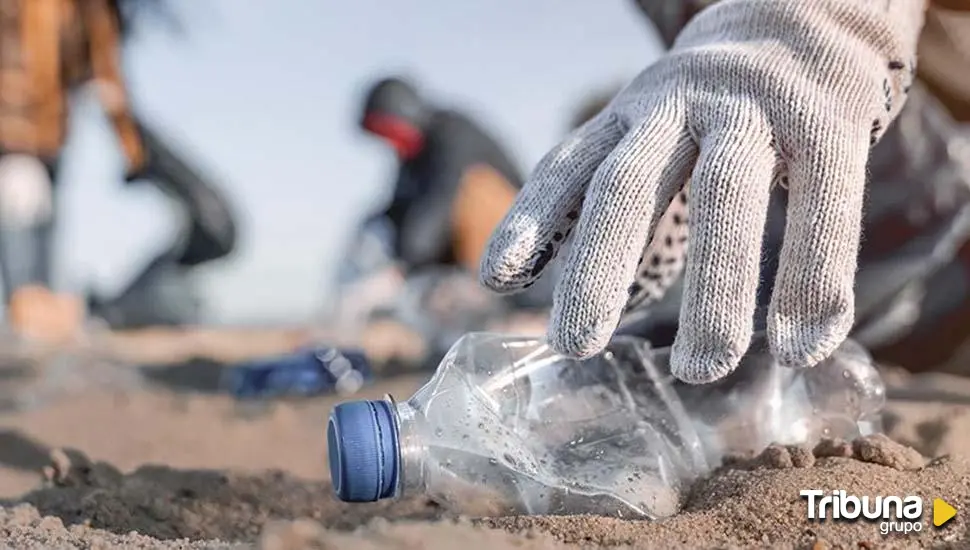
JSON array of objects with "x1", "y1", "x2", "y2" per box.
[
  {"x1": 0, "y1": 0, "x2": 237, "y2": 344},
  {"x1": 358, "y1": 75, "x2": 522, "y2": 276},
  {"x1": 86, "y1": 119, "x2": 237, "y2": 331},
  {"x1": 609, "y1": 0, "x2": 970, "y2": 375},
  {"x1": 327, "y1": 76, "x2": 554, "y2": 363}
]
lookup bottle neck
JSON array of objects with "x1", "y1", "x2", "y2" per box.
[{"x1": 391, "y1": 398, "x2": 427, "y2": 498}]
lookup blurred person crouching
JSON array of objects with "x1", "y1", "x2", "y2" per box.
[
  {"x1": 330, "y1": 76, "x2": 552, "y2": 367},
  {"x1": 0, "y1": 0, "x2": 237, "y2": 346},
  {"x1": 360, "y1": 76, "x2": 523, "y2": 278},
  {"x1": 606, "y1": 0, "x2": 970, "y2": 376}
]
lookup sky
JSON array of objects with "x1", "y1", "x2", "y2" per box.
[{"x1": 52, "y1": 0, "x2": 664, "y2": 325}]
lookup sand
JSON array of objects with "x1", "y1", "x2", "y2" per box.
[{"x1": 0, "y1": 355, "x2": 967, "y2": 549}]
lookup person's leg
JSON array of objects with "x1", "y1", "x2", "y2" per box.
[
  {"x1": 86, "y1": 178, "x2": 201, "y2": 329},
  {"x1": 88, "y1": 121, "x2": 235, "y2": 329},
  {"x1": 0, "y1": 153, "x2": 85, "y2": 344},
  {"x1": 0, "y1": 153, "x2": 58, "y2": 302},
  {"x1": 135, "y1": 121, "x2": 237, "y2": 268},
  {"x1": 88, "y1": 248, "x2": 201, "y2": 329}
]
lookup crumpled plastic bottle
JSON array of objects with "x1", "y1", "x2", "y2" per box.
[{"x1": 327, "y1": 332, "x2": 884, "y2": 519}]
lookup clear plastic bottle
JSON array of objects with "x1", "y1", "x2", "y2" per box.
[{"x1": 327, "y1": 332, "x2": 884, "y2": 519}]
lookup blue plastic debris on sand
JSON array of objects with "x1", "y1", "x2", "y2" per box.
[{"x1": 222, "y1": 347, "x2": 373, "y2": 400}]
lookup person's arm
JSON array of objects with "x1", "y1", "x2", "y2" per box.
[
  {"x1": 79, "y1": 0, "x2": 146, "y2": 176},
  {"x1": 398, "y1": 122, "x2": 520, "y2": 273},
  {"x1": 448, "y1": 163, "x2": 519, "y2": 273}
]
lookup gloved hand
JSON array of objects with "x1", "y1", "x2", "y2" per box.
[{"x1": 481, "y1": 0, "x2": 925, "y2": 384}]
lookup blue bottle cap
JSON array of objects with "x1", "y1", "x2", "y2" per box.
[{"x1": 327, "y1": 400, "x2": 400, "y2": 502}]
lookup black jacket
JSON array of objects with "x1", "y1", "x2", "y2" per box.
[{"x1": 380, "y1": 109, "x2": 523, "y2": 270}]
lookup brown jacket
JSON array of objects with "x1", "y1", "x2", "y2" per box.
[{"x1": 0, "y1": 0, "x2": 144, "y2": 170}]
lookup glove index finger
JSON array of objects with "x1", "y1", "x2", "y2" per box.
[{"x1": 481, "y1": 113, "x2": 623, "y2": 293}]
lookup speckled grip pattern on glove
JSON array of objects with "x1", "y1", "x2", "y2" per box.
[
  {"x1": 481, "y1": 0, "x2": 925, "y2": 383},
  {"x1": 624, "y1": 188, "x2": 690, "y2": 314}
]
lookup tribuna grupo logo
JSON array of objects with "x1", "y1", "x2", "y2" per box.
[{"x1": 800, "y1": 490, "x2": 923, "y2": 535}]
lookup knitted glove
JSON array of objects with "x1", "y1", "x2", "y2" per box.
[{"x1": 481, "y1": 0, "x2": 925, "y2": 383}]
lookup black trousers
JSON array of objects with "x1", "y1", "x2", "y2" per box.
[{"x1": 89, "y1": 121, "x2": 238, "y2": 329}]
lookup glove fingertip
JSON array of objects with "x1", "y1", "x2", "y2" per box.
[
  {"x1": 547, "y1": 304, "x2": 616, "y2": 361},
  {"x1": 478, "y1": 265, "x2": 528, "y2": 294},
  {"x1": 670, "y1": 335, "x2": 744, "y2": 384},
  {"x1": 547, "y1": 328, "x2": 609, "y2": 360},
  {"x1": 478, "y1": 242, "x2": 545, "y2": 294},
  {"x1": 767, "y1": 312, "x2": 853, "y2": 369},
  {"x1": 480, "y1": 223, "x2": 565, "y2": 294}
]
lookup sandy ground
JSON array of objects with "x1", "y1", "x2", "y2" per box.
[{"x1": 0, "y1": 349, "x2": 967, "y2": 549}]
